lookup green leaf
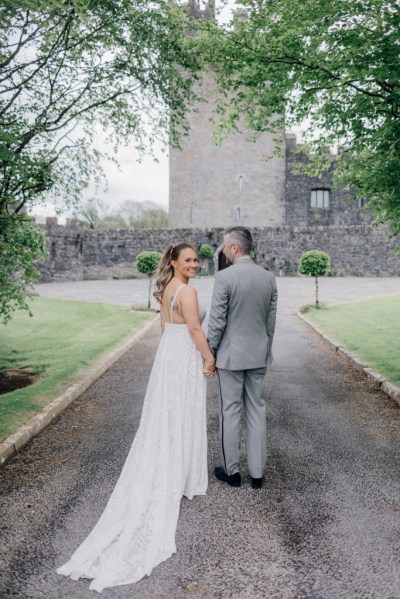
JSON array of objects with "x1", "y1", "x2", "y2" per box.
[{"x1": 136, "y1": 251, "x2": 161, "y2": 276}]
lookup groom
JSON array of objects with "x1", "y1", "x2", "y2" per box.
[{"x1": 207, "y1": 227, "x2": 278, "y2": 490}]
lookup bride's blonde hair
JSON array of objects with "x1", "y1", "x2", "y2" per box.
[{"x1": 153, "y1": 243, "x2": 196, "y2": 303}]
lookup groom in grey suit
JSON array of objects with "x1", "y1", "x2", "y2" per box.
[{"x1": 207, "y1": 227, "x2": 277, "y2": 489}]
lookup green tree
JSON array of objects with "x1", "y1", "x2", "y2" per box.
[
  {"x1": 72, "y1": 198, "x2": 107, "y2": 230},
  {"x1": 0, "y1": 214, "x2": 47, "y2": 324},
  {"x1": 0, "y1": 0, "x2": 201, "y2": 321},
  {"x1": 131, "y1": 208, "x2": 169, "y2": 229},
  {"x1": 196, "y1": 0, "x2": 400, "y2": 236},
  {"x1": 198, "y1": 243, "x2": 214, "y2": 274},
  {"x1": 72, "y1": 199, "x2": 168, "y2": 229},
  {"x1": 97, "y1": 214, "x2": 129, "y2": 230},
  {"x1": 136, "y1": 251, "x2": 161, "y2": 309},
  {"x1": 198, "y1": 243, "x2": 214, "y2": 259},
  {"x1": 298, "y1": 250, "x2": 331, "y2": 307}
]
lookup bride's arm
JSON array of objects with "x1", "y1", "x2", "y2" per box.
[
  {"x1": 160, "y1": 314, "x2": 165, "y2": 335},
  {"x1": 160, "y1": 306, "x2": 165, "y2": 335},
  {"x1": 180, "y1": 287, "x2": 216, "y2": 371}
]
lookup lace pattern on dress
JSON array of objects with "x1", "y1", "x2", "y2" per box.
[{"x1": 57, "y1": 311, "x2": 208, "y2": 592}]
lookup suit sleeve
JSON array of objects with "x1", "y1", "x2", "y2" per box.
[
  {"x1": 266, "y1": 280, "x2": 278, "y2": 366},
  {"x1": 207, "y1": 275, "x2": 229, "y2": 354},
  {"x1": 267, "y1": 279, "x2": 278, "y2": 339}
]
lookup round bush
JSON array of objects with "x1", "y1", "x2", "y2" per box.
[
  {"x1": 198, "y1": 244, "x2": 214, "y2": 259},
  {"x1": 136, "y1": 251, "x2": 161, "y2": 277},
  {"x1": 298, "y1": 250, "x2": 330, "y2": 278}
]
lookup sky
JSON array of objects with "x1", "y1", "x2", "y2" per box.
[{"x1": 30, "y1": 1, "x2": 280, "y2": 222}]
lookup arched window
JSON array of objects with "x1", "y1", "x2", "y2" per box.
[
  {"x1": 189, "y1": 206, "x2": 193, "y2": 224},
  {"x1": 311, "y1": 189, "x2": 330, "y2": 209},
  {"x1": 236, "y1": 207, "x2": 241, "y2": 219}
]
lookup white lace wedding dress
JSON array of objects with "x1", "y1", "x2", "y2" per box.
[{"x1": 57, "y1": 285, "x2": 208, "y2": 592}]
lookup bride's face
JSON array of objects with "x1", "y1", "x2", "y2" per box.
[{"x1": 172, "y1": 248, "x2": 199, "y2": 279}]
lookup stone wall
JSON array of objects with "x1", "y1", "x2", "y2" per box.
[
  {"x1": 36, "y1": 218, "x2": 400, "y2": 281},
  {"x1": 251, "y1": 226, "x2": 399, "y2": 277},
  {"x1": 285, "y1": 136, "x2": 371, "y2": 227}
]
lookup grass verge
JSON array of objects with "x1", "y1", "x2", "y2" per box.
[
  {"x1": 0, "y1": 296, "x2": 156, "y2": 441},
  {"x1": 304, "y1": 294, "x2": 400, "y2": 387}
]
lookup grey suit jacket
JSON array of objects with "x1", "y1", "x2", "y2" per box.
[{"x1": 208, "y1": 257, "x2": 278, "y2": 370}]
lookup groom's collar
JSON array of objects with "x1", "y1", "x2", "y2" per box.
[{"x1": 233, "y1": 255, "x2": 253, "y2": 264}]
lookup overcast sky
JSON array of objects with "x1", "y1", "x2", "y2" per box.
[{"x1": 88, "y1": 141, "x2": 169, "y2": 210}]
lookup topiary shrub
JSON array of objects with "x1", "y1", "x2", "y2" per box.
[
  {"x1": 136, "y1": 251, "x2": 161, "y2": 309},
  {"x1": 198, "y1": 244, "x2": 214, "y2": 275},
  {"x1": 298, "y1": 249, "x2": 330, "y2": 307},
  {"x1": 198, "y1": 243, "x2": 214, "y2": 259}
]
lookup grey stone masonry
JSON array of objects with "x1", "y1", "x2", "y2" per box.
[
  {"x1": 169, "y1": 72, "x2": 286, "y2": 229},
  {"x1": 285, "y1": 135, "x2": 371, "y2": 227},
  {"x1": 36, "y1": 218, "x2": 400, "y2": 281},
  {"x1": 252, "y1": 225, "x2": 399, "y2": 277},
  {"x1": 171, "y1": 5, "x2": 372, "y2": 232},
  {"x1": 40, "y1": 218, "x2": 85, "y2": 281}
]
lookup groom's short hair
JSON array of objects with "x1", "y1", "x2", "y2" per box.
[{"x1": 224, "y1": 226, "x2": 253, "y2": 255}]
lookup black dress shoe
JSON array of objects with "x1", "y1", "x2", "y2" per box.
[
  {"x1": 251, "y1": 477, "x2": 263, "y2": 489},
  {"x1": 214, "y1": 467, "x2": 241, "y2": 487}
]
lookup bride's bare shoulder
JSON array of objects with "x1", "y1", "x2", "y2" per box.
[
  {"x1": 180, "y1": 285, "x2": 197, "y2": 299},
  {"x1": 163, "y1": 281, "x2": 179, "y2": 297}
]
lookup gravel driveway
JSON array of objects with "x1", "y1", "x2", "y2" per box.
[{"x1": 1, "y1": 276, "x2": 399, "y2": 598}]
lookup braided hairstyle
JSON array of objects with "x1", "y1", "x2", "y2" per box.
[{"x1": 153, "y1": 243, "x2": 196, "y2": 303}]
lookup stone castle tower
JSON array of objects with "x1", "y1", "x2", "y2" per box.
[{"x1": 169, "y1": 1, "x2": 286, "y2": 229}]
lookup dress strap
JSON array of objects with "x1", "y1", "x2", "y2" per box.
[{"x1": 170, "y1": 284, "x2": 186, "y2": 323}]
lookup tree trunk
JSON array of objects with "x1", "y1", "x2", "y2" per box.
[
  {"x1": 315, "y1": 276, "x2": 319, "y2": 307},
  {"x1": 147, "y1": 277, "x2": 152, "y2": 309}
]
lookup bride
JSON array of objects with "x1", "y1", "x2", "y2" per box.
[{"x1": 57, "y1": 243, "x2": 216, "y2": 592}]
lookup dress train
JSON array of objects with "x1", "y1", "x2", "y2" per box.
[{"x1": 57, "y1": 319, "x2": 207, "y2": 592}]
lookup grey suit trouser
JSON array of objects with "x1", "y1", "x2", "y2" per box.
[{"x1": 217, "y1": 367, "x2": 267, "y2": 479}]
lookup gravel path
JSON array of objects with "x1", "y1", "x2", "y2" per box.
[{"x1": 1, "y1": 277, "x2": 399, "y2": 598}]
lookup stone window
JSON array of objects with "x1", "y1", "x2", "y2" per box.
[
  {"x1": 189, "y1": 206, "x2": 193, "y2": 224},
  {"x1": 236, "y1": 207, "x2": 241, "y2": 219},
  {"x1": 311, "y1": 189, "x2": 330, "y2": 209}
]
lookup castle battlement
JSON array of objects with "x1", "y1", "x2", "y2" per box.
[{"x1": 33, "y1": 216, "x2": 90, "y2": 231}]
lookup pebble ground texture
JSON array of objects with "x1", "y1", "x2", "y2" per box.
[{"x1": 1, "y1": 277, "x2": 399, "y2": 599}]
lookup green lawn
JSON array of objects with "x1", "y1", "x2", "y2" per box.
[
  {"x1": 305, "y1": 294, "x2": 400, "y2": 387},
  {"x1": 0, "y1": 296, "x2": 156, "y2": 441}
]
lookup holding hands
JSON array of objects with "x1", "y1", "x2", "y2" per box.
[{"x1": 203, "y1": 359, "x2": 216, "y2": 377}]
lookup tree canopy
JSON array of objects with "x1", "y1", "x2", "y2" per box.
[
  {"x1": 196, "y1": 0, "x2": 400, "y2": 236},
  {"x1": 0, "y1": 0, "x2": 200, "y2": 321},
  {"x1": 0, "y1": 213, "x2": 47, "y2": 324},
  {"x1": 0, "y1": 0, "x2": 201, "y2": 215},
  {"x1": 72, "y1": 198, "x2": 168, "y2": 229}
]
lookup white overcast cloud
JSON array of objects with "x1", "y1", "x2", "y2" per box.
[{"x1": 91, "y1": 142, "x2": 169, "y2": 210}]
